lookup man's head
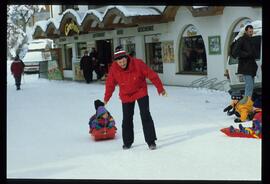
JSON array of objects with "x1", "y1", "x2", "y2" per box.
[
  {"x1": 114, "y1": 46, "x2": 128, "y2": 69},
  {"x1": 84, "y1": 50, "x2": 89, "y2": 55},
  {"x1": 245, "y1": 25, "x2": 253, "y2": 37},
  {"x1": 14, "y1": 55, "x2": 19, "y2": 60}
]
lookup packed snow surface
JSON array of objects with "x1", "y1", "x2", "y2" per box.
[{"x1": 7, "y1": 62, "x2": 261, "y2": 180}]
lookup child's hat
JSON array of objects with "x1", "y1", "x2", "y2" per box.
[
  {"x1": 94, "y1": 99, "x2": 104, "y2": 110},
  {"x1": 97, "y1": 106, "x2": 107, "y2": 117}
]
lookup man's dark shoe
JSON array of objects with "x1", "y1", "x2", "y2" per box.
[
  {"x1": 148, "y1": 142, "x2": 157, "y2": 150},
  {"x1": 122, "y1": 144, "x2": 131, "y2": 150}
]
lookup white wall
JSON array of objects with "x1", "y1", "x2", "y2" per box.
[
  {"x1": 160, "y1": 6, "x2": 261, "y2": 87},
  {"x1": 52, "y1": 6, "x2": 261, "y2": 89}
]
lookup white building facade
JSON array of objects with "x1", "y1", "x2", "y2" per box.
[{"x1": 32, "y1": 5, "x2": 262, "y2": 90}]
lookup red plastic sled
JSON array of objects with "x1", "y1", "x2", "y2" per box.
[
  {"x1": 91, "y1": 127, "x2": 116, "y2": 141},
  {"x1": 220, "y1": 127, "x2": 261, "y2": 139}
]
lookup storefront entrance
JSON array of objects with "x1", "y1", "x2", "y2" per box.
[
  {"x1": 96, "y1": 39, "x2": 113, "y2": 74},
  {"x1": 64, "y1": 44, "x2": 73, "y2": 70}
]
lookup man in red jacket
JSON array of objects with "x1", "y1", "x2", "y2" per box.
[
  {"x1": 11, "y1": 55, "x2": 25, "y2": 90},
  {"x1": 104, "y1": 46, "x2": 167, "y2": 150}
]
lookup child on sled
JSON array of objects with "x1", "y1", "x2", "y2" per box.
[
  {"x1": 88, "y1": 99, "x2": 117, "y2": 134},
  {"x1": 229, "y1": 97, "x2": 262, "y2": 138}
]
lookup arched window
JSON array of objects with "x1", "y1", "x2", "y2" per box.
[{"x1": 179, "y1": 25, "x2": 207, "y2": 74}]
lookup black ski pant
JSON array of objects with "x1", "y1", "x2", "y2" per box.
[
  {"x1": 121, "y1": 95, "x2": 157, "y2": 146},
  {"x1": 92, "y1": 65, "x2": 103, "y2": 79},
  {"x1": 82, "y1": 69, "x2": 92, "y2": 83},
  {"x1": 14, "y1": 75, "x2": 22, "y2": 89}
]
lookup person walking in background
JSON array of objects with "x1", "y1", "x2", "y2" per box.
[
  {"x1": 11, "y1": 55, "x2": 25, "y2": 90},
  {"x1": 89, "y1": 47, "x2": 102, "y2": 80},
  {"x1": 232, "y1": 25, "x2": 257, "y2": 122},
  {"x1": 80, "y1": 50, "x2": 92, "y2": 83},
  {"x1": 104, "y1": 46, "x2": 167, "y2": 150}
]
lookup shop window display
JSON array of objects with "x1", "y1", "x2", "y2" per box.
[
  {"x1": 145, "y1": 42, "x2": 163, "y2": 73},
  {"x1": 181, "y1": 36, "x2": 207, "y2": 74}
]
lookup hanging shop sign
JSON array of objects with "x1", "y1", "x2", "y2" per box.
[
  {"x1": 208, "y1": 35, "x2": 221, "y2": 55},
  {"x1": 73, "y1": 62, "x2": 84, "y2": 81},
  {"x1": 137, "y1": 25, "x2": 154, "y2": 32},
  {"x1": 65, "y1": 20, "x2": 80, "y2": 36},
  {"x1": 48, "y1": 60, "x2": 63, "y2": 80},
  {"x1": 162, "y1": 41, "x2": 174, "y2": 63}
]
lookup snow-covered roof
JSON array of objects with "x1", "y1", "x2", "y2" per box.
[
  {"x1": 28, "y1": 42, "x2": 48, "y2": 50},
  {"x1": 32, "y1": 6, "x2": 163, "y2": 37},
  {"x1": 103, "y1": 5, "x2": 161, "y2": 17},
  {"x1": 32, "y1": 20, "x2": 49, "y2": 32},
  {"x1": 47, "y1": 17, "x2": 61, "y2": 30},
  {"x1": 61, "y1": 8, "x2": 83, "y2": 25},
  {"x1": 81, "y1": 9, "x2": 103, "y2": 22},
  {"x1": 23, "y1": 51, "x2": 46, "y2": 62},
  {"x1": 192, "y1": 6, "x2": 208, "y2": 9},
  {"x1": 27, "y1": 39, "x2": 53, "y2": 50}
]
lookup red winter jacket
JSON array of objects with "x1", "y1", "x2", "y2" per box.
[
  {"x1": 104, "y1": 56, "x2": 164, "y2": 103},
  {"x1": 11, "y1": 60, "x2": 25, "y2": 77}
]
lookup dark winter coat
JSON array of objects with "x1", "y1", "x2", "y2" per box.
[
  {"x1": 80, "y1": 55, "x2": 92, "y2": 71},
  {"x1": 104, "y1": 55, "x2": 165, "y2": 103},
  {"x1": 233, "y1": 34, "x2": 258, "y2": 76},
  {"x1": 89, "y1": 50, "x2": 98, "y2": 67},
  {"x1": 11, "y1": 59, "x2": 25, "y2": 77}
]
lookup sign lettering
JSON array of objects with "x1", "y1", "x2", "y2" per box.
[
  {"x1": 93, "y1": 32, "x2": 105, "y2": 38},
  {"x1": 137, "y1": 25, "x2": 154, "y2": 32},
  {"x1": 117, "y1": 30, "x2": 124, "y2": 35}
]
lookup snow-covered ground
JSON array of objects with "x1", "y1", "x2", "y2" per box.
[{"x1": 7, "y1": 61, "x2": 261, "y2": 180}]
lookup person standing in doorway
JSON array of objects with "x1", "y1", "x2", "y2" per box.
[
  {"x1": 89, "y1": 47, "x2": 102, "y2": 80},
  {"x1": 103, "y1": 46, "x2": 167, "y2": 150},
  {"x1": 11, "y1": 55, "x2": 25, "y2": 90},
  {"x1": 232, "y1": 25, "x2": 257, "y2": 122},
  {"x1": 80, "y1": 50, "x2": 92, "y2": 83}
]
